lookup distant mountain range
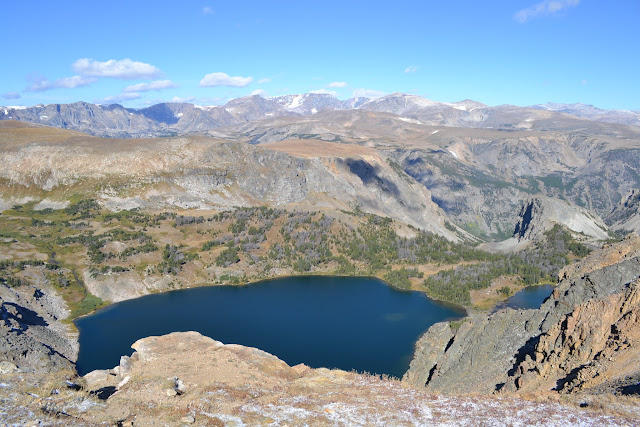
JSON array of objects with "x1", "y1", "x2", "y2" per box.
[
  {"x1": 531, "y1": 102, "x2": 640, "y2": 127},
  {"x1": 2, "y1": 93, "x2": 639, "y2": 138}
]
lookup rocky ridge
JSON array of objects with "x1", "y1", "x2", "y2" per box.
[
  {"x1": 482, "y1": 196, "x2": 611, "y2": 252},
  {"x1": 0, "y1": 123, "x2": 464, "y2": 241},
  {"x1": 229, "y1": 107, "x2": 640, "y2": 238},
  {"x1": 404, "y1": 234, "x2": 640, "y2": 394},
  {"x1": 3, "y1": 92, "x2": 640, "y2": 139},
  {"x1": 502, "y1": 277, "x2": 640, "y2": 394},
  {"x1": 532, "y1": 102, "x2": 640, "y2": 127}
]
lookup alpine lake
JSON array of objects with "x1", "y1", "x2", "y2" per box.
[{"x1": 75, "y1": 277, "x2": 553, "y2": 378}]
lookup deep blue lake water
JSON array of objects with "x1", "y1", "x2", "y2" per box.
[
  {"x1": 75, "y1": 276, "x2": 466, "y2": 378},
  {"x1": 495, "y1": 284, "x2": 555, "y2": 311}
]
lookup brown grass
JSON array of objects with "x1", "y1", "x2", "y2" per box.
[{"x1": 262, "y1": 139, "x2": 376, "y2": 158}]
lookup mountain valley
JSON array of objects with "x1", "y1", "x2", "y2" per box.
[{"x1": 1, "y1": 93, "x2": 640, "y2": 424}]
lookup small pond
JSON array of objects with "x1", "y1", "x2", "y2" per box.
[
  {"x1": 494, "y1": 284, "x2": 555, "y2": 312},
  {"x1": 75, "y1": 276, "x2": 465, "y2": 378}
]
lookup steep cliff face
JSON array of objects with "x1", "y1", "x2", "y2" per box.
[
  {"x1": 513, "y1": 196, "x2": 610, "y2": 242},
  {"x1": 404, "y1": 235, "x2": 640, "y2": 394},
  {"x1": 607, "y1": 189, "x2": 640, "y2": 234},
  {"x1": 481, "y1": 196, "x2": 610, "y2": 252}
]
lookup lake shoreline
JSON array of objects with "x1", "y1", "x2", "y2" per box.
[{"x1": 75, "y1": 270, "x2": 470, "y2": 320}]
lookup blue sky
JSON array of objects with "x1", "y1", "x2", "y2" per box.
[{"x1": 2, "y1": 0, "x2": 638, "y2": 110}]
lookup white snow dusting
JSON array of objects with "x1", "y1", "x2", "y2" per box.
[
  {"x1": 194, "y1": 105, "x2": 216, "y2": 111},
  {"x1": 398, "y1": 117, "x2": 421, "y2": 124},
  {"x1": 287, "y1": 94, "x2": 304, "y2": 110}
]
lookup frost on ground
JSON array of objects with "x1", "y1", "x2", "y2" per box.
[{"x1": 235, "y1": 375, "x2": 638, "y2": 426}]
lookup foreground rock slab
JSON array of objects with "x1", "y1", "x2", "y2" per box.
[{"x1": 71, "y1": 331, "x2": 636, "y2": 425}]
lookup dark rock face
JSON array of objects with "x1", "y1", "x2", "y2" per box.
[
  {"x1": 404, "y1": 237, "x2": 640, "y2": 394},
  {"x1": 510, "y1": 197, "x2": 610, "y2": 242},
  {"x1": 0, "y1": 289, "x2": 77, "y2": 373},
  {"x1": 607, "y1": 189, "x2": 640, "y2": 233},
  {"x1": 514, "y1": 200, "x2": 536, "y2": 240}
]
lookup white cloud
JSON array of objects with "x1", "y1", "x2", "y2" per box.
[
  {"x1": 310, "y1": 89, "x2": 337, "y2": 97},
  {"x1": 514, "y1": 0, "x2": 580, "y2": 23},
  {"x1": 72, "y1": 58, "x2": 163, "y2": 79},
  {"x1": 203, "y1": 6, "x2": 214, "y2": 15},
  {"x1": 123, "y1": 80, "x2": 178, "y2": 93},
  {"x1": 2, "y1": 92, "x2": 21, "y2": 100},
  {"x1": 328, "y1": 81, "x2": 347, "y2": 88},
  {"x1": 257, "y1": 78, "x2": 271, "y2": 84},
  {"x1": 25, "y1": 75, "x2": 97, "y2": 92},
  {"x1": 170, "y1": 96, "x2": 196, "y2": 103},
  {"x1": 56, "y1": 75, "x2": 97, "y2": 88},
  {"x1": 250, "y1": 89, "x2": 266, "y2": 96},
  {"x1": 96, "y1": 92, "x2": 142, "y2": 104},
  {"x1": 200, "y1": 72, "x2": 253, "y2": 88},
  {"x1": 352, "y1": 88, "x2": 387, "y2": 99},
  {"x1": 404, "y1": 65, "x2": 419, "y2": 73},
  {"x1": 580, "y1": 79, "x2": 588, "y2": 85}
]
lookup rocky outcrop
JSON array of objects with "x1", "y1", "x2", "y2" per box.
[
  {"x1": 513, "y1": 197, "x2": 610, "y2": 242},
  {"x1": 502, "y1": 278, "x2": 640, "y2": 394},
  {"x1": 481, "y1": 196, "x2": 611, "y2": 252},
  {"x1": 607, "y1": 189, "x2": 640, "y2": 234},
  {"x1": 0, "y1": 281, "x2": 78, "y2": 372},
  {"x1": 404, "y1": 235, "x2": 640, "y2": 394}
]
